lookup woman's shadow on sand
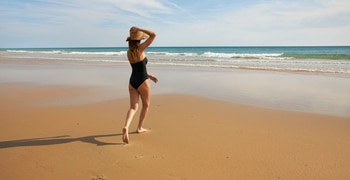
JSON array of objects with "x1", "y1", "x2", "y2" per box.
[{"x1": 0, "y1": 133, "x2": 135, "y2": 149}]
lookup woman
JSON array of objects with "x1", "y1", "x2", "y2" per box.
[{"x1": 122, "y1": 26, "x2": 158, "y2": 144}]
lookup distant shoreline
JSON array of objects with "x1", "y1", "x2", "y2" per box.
[
  {"x1": 1, "y1": 54, "x2": 350, "y2": 117},
  {"x1": 1, "y1": 45, "x2": 350, "y2": 50}
]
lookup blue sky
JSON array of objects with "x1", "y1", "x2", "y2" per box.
[{"x1": 1, "y1": 0, "x2": 349, "y2": 48}]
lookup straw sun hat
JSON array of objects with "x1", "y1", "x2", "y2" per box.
[{"x1": 126, "y1": 31, "x2": 149, "y2": 41}]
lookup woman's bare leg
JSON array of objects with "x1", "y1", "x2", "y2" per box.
[
  {"x1": 123, "y1": 85, "x2": 139, "y2": 144},
  {"x1": 136, "y1": 80, "x2": 151, "y2": 133}
]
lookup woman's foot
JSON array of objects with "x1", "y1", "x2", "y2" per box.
[
  {"x1": 137, "y1": 127, "x2": 148, "y2": 133},
  {"x1": 122, "y1": 128, "x2": 129, "y2": 144}
]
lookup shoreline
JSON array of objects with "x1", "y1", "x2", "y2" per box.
[
  {"x1": 1, "y1": 83, "x2": 350, "y2": 179},
  {"x1": 1, "y1": 55, "x2": 350, "y2": 117}
]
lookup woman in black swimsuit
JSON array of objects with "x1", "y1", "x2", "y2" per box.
[{"x1": 122, "y1": 26, "x2": 158, "y2": 144}]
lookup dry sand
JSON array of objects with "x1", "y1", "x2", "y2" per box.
[{"x1": 1, "y1": 83, "x2": 350, "y2": 180}]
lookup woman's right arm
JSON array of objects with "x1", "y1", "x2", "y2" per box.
[{"x1": 130, "y1": 26, "x2": 156, "y2": 51}]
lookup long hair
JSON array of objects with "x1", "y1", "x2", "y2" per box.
[{"x1": 128, "y1": 40, "x2": 141, "y2": 60}]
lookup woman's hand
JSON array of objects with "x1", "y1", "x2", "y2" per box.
[{"x1": 148, "y1": 74, "x2": 158, "y2": 83}]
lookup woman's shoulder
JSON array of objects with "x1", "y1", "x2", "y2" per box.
[{"x1": 128, "y1": 53, "x2": 146, "y2": 64}]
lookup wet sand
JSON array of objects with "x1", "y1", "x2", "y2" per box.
[{"x1": 1, "y1": 56, "x2": 350, "y2": 179}]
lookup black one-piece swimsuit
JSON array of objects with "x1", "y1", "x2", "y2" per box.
[{"x1": 129, "y1": 57, "x2": 148, "y2": 90}]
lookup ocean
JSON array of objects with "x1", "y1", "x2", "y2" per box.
[
  {"x1": 1, "y1": 46, "x2": 350, "y2": 117},
  {"x1": 1, "y1": 46, "x2": 350, "y2": 75}
]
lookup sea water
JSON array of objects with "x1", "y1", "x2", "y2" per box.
[
  {"x1": 1, "y1": 46, "x2": 350, "y2": 75},
  {"x1": 1, "y1": 46, "x2": 350, "y2": 117}
]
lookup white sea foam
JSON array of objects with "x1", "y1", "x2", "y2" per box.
[
  {"x1": 3, "y1": 48, "x2": 350, "y2": 75},
  {"x1": 6, "y1": 50, "x2": 127, "y2": 56},
  {"x1": 147, "y1": 51, "x2": 286, "y2": 59},
  {"x1": 200, "y1": 52, "x2": 284, "y2": 59}
]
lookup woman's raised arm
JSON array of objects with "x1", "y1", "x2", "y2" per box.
[{"x1": 130, "y1": 26, "x2": 156, "y2": 52}]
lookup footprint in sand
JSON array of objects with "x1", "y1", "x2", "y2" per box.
[{"x1": 91, "y1": 175, "x2": 106, "y2": 180}]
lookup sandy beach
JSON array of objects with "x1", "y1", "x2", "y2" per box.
[{"x1": 1, "y1": 56, "x2": 350, "y2": 179}]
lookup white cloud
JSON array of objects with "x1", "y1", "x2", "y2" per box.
[
  {"x1": 109, "y1": 0, "x2": 172, "y2": 18},
  {"x1": 0, "y1": 0, "x2": 177, "y2": 47},
  {"x1": 0, "y1": 0, "x2": 349, "y2": 47},
  {"x1": 155, "y1": 0, "x2": 350, "y2": 46}
]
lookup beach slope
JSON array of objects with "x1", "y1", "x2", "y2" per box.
[{"x1": 1, "y1": 83, "x2": 350, "y2": 179}]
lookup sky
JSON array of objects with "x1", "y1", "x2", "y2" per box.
[{"x1": 0, "y1": 0, "x2": 349, "y2": 48}]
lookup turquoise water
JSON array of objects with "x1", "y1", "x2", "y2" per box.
[
  {"x1": 1, "y1": 46, "x2": 350, "y2": 74},
  {"x1": 1, "y1": 46, "x2": 350, "y2": 117}
]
